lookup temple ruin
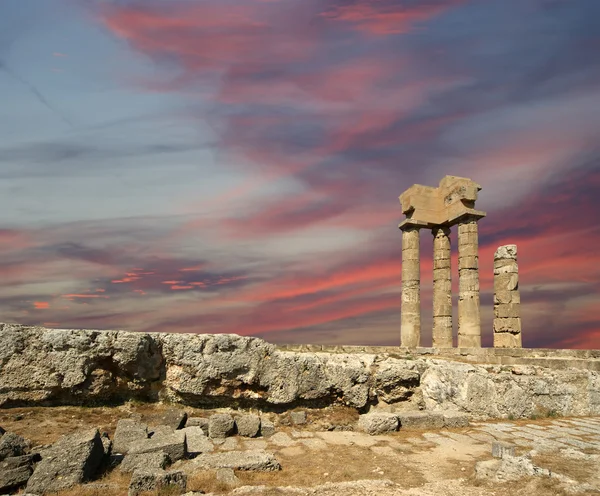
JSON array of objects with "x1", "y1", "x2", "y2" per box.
[{"x1": 399, "y1": 175, "x2": 522, "y2": 348}]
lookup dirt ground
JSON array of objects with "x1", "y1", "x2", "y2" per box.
[{"x1": 1, "y1": 403, "x2": 599, "y2": 496}]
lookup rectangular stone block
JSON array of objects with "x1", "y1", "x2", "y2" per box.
[
  {"x1": 458, "y1": 270, "x2": 480, "y2": 292},
  {"x1": 494, "y1": 303, "x2": 520, "y2": 318},
  {"x1": 433, "y1": 258, "x2": 451, "y2": 270},
  {"x1": 494, "y1": 273, "x2": 518, "y2": 291},
  {"x1": 402, "y1": 248, "x2": 420, "y2": 261},
  {"x1": 492, "y1": 441, "x2": 515, "y2": 458},
  {"x1": 443, "y1": 412, "x2": 470, "y2": 428},
  {"x1": 493, "y1": 291, "x2": 512, "y2": 305},
  {"x1": 458, "y1": 222, "x2": 478, "y2": 234},
  {"x1": 402, "y1": 234, "x2": 420, "y2": 249},
  {"x1": 493, "y1": 260, "x2": 518, "y2": 275},
  {"x1": 397, "y1": 411, "x2": 444, "y2": 430},
  {"x1": 458, "y1": 243, "x2": 479, "y2": 257},
  {"x1": 494, "y1": 330, "x2": 522, "y2": 348},
  {"x1": 458, "y1": 255, "x2": 478, "y2": 270},
  {"x1": 493, "y1": 318, "x2": 521, "y2": 333}
]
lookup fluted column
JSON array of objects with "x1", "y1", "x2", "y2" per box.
[
  {"x1": 432, "y1": 226, "x2": 452, "y2": 347},
  {"x1": 457, "y1": 216, "x2": 481, "y2": 347},
  {"x1": 401, "y1": 226, "x2": 420, "y2": 347},
  {"x1": 493, "y1": 244, "x2": 522, "y2": 347}
]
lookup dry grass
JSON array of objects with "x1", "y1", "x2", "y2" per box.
[{"x1": 187, "y1": 470, "x2": 232, "y2": 494}]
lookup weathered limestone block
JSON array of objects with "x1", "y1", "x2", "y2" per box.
[
  {"x1": 128, "y1": 468, "x2": 187, "y2": 496},
  {"x1": 157, "y1": 409, "x2": 187, "y2": 430},
  {"x1": 373, "y1": 359, "x2": 420, "y2": 403},
  {"x1": 216, "y1": 467, "x2": 240, "y2": 486},
  {"x1": 442, "y1": 411, "x2": 470, "y2": 428},
  {"x1": 0, "y1": 324, "x2": 163, "y2": 406},
  {"x1": 0, "y1": 455, "x2": 38, "y2": 493},
  {"x1": 120, "y1": 452, "x2": 170, "y2": 473},
  {"x1": 401, "y1": 226, "x2": 421, "y2": 348},
  {"x1": 0, "y1": 433, "x2": 28, "y2": 460},
  {"x1": 191, "y1": 450, "x2": 281, "y2": 471},
  {"x1": 182, "y1": 427, "x2": 214, "y2": 455},
  {"x1": 432, "y1": 227, "x2": 453, "y2": 348},
  {"x1": 494, "y1": 245, "x2": 522, "y2": 348},
  {"x1": 209, "y1": 414, "x2": 235, "y2": 439},
  {"x1": 421, "y1": 360, "x2": 600, "y2": 419},
  {"x1": 113, "y1": 419, "x2": 149, "y2": 454},
  {"x1": 128, "y1": 430, "x2": 186, "y2": 462},
  {"x1": 260, "y1": 419, "x2": 276, "y2": 437},
  {"x1": 492, "y1": 441, "x2": 516, "y2": 458},
  {"x1": 186, "y1": 417, "x2": 209, "y2": 435},
  {"x1": 26, "y1": 428, "x2": 106, "y2": 494},
  {"x1": 235, "y1": 415, "x2": 261, "y2": 438},
  {"x1": 290, "y1": 411, "x2": 307, "y2": 425},
  {"x1": 457, "y1": 218, "x2": 482, "y2": 348},
  {"x1": 357, "y1": 413, "x2": 399, "y2": 435},
  {"x1": 397, "y1": 411, "x2": 444, "y2": 429}
]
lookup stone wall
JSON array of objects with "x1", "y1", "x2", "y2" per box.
[{"x1": 1, "y1": 323, "x2": 599, "y2": 420}]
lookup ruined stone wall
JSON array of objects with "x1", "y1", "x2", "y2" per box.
[{"x1": 0, "y1": 323, "x2": 599, "y2": 420}]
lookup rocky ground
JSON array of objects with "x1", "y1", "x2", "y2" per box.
[{"x1": 0, "y1": 403, "x2": 598, "y2": 496}]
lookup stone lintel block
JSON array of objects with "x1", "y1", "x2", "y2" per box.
[
  {"x1": 492, "y1": 441, "x2": 515, "y2": 458},
  {"x1": 494, "y1": 332, "x2": 522, "y2": 348},
  {"x1": 494, "y1": 303, "x2": 520, "y2": 318},
  {"x1": 493, "y1": 318, "x2": 522, "y2": 333},
  {"x1": 494, "y1": 245, "x2": 517, "y2": 260},
  {"x1": 458, "y1": 255, "x2": 478, "y2": 270},
  {"x1": 397, "y1": 411, "x2": 444, "y2": 430},
  {"x1": 494, "y1": 273, "x2": 518, "y2": 291}
]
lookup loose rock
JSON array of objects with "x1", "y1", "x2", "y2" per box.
[
  {"x1": 236, "y1": 414, "x2": 261, "y2": 438},
  {"x1": 397, "y1": 411, "x2": 444, "y2": 430},
  {"x1": 0, "y1": 433, "x2": 28, "y2": 460},
  {"x1": 26, "y1": 428, "x2": 105, "y2": 494},
  {"x1": 192, "y1": 450, "x2": 281, "y2": 471},
  {"x1": 120, "y1": 452, "x2": 170, "y2": 473},
  {"x1": 357, "y1": 413, "x2": 398, "y2": 435},
  {"x1": 128, "y1": 430, "x2": 187, "y2": 462},
  {"x1": 128, "y1": 468, "x2": 187, "y2": 496},
  {"x1": 209, "y1": 414, "x2": 235, "y2": 439},
  {"x1": 113, "y1": 419, "x2": 149, "y2": 454}
]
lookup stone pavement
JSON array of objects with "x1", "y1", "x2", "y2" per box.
[{"x1": 469, "y1": 417, "x2": 600, "y2": 452}]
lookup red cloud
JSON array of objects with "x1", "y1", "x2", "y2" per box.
[
  {"x1": 34, "y1": 302, "x2": 49, "y2": 309},
  {"x1": 321, "y1": 0, "x2": 467, "y2": 36}
]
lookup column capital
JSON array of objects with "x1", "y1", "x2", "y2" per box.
[{"x1": 432, "y1": 225, "x2": 451, "y2": 236}]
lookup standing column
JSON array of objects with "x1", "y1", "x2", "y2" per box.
[
  {"x1": 401, "y1": 226, "x2": 421, "y2": 347},
  {"x1": 493, "y1": 244, "x2": 522, "y2": 347},
  {"x1": 432, "y1": 227, "x2": 453, "y2": 347},
  {"x1": 457, "y1": 216, "x2": 482, "y2": 347}
]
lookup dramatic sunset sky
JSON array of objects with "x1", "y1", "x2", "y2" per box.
[{"x1": 1, "y1": 0, "x2": 599, "y2": 348}]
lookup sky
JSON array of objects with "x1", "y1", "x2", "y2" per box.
[{"x1": 0, "y1": 0, "x2": 599, "y2": 349}]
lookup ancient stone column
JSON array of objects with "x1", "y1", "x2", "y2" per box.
[
  {"x1": 457, "y1": 216, "x2": 481, "y2": 347},
  {"x1": 493, "y1": 244, "x2": 522, "y2": 347},
  {"x1": 401, "y1": 226, "x2": 421, "y2": 347},
  {"x1": 432, "y1": 226, "x2": 452, "y2": 347}
]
